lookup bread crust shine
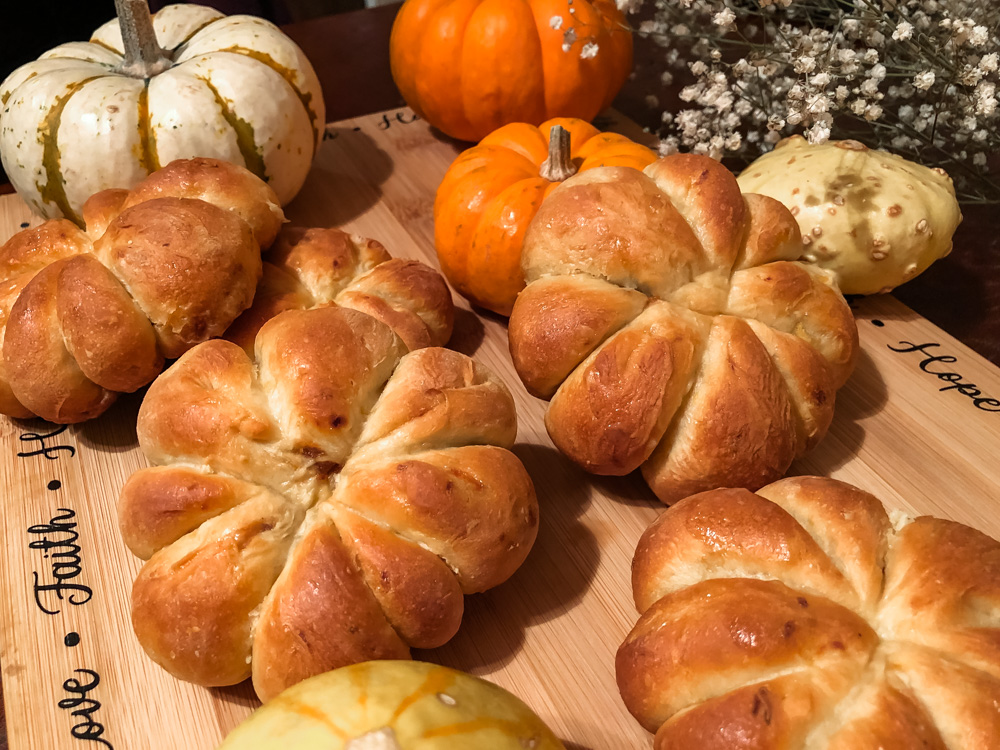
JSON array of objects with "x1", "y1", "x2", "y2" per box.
[
  {"x1": 509, "y1": 154, "x2": 858, "y2": 502},
  {"x1": 618, "y1": 476, "x2": 1000, "y2": 749},
  {"x1": 120, "y1": 302, "x2": 537, "y2": 701},
  {"x1": 0, "y1": 158, "x2": 282, "y2": 423}
]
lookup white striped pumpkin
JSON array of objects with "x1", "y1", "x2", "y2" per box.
[{"x1": 0, "y1": 2, "x2": 324, "y2": 224}]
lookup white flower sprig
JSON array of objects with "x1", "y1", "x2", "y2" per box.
[
  {"x1": 591, "y1": 0, "x2": 1000, "y2": 203},
  {"x1": 551, "y1": 0, "x2": 631, "y2": 58}
]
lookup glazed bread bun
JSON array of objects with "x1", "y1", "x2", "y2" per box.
[
  {"x1": 508, "y1": 154, "x2": 858, "y2": 503},
  {"x1": 617, "y1": 476, "x2": 1000, "y2": 749},
  {"x1": 0, "y1": 157, "x2": 280, "y2": 423},
  {"x1": 119, "y1": 287, "x2": 537, "y2": 701},
  {"x1": 225, "y1": 225, "x2": 454, "y2": 353},
  {"x1": 114, "y1": 155, "x2": 285, "y2": 248}
]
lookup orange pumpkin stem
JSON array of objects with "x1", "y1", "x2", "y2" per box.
[
  {"x1": 115, "y1": 0, "x2": 172, "y2": 78},
  {"x1": 539, "y1": 125, "x2": 578, "y2": 182}
]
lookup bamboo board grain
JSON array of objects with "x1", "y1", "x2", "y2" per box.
[{"x1": 2, "y1": 107, "x2": 1000, "y2": 750}]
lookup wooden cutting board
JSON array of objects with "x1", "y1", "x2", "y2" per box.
[{"x1": 1, "y1": 107, "x2": 999, "y2": 750}]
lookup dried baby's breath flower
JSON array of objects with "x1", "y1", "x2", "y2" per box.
[
  {"x1": 914, "y1": 71, "x2": 936, "y2": 90},
  {"x1": 600, "y1": 0, "x2": 1000, "y2": 202},
  {"x1": 893, "y1": 21, "x2": 914, "y2": 40},
  {"x1": 713, "y1": 8, "x2": 736, "y2": 28}
]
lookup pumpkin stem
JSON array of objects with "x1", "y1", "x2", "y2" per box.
[
  {"x1": 115, "y1": 0, "x2": 172, "y2": 78},
  {"x1": 539, "y1": 125, "x2": 578, "y2": 182}
]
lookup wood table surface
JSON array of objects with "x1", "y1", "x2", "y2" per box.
[{"x1": 0, "y1": 4, "x2": 997, "y2": 747}]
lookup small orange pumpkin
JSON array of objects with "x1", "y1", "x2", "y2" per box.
[
  {"x1": 390, "y1": 0, "x2": 633, "y2": 142},
  {"x1": 434, "y1": 118, "x2": 657, "y2": 315}
]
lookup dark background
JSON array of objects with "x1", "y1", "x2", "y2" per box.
[{"x1": 0, "y1": 1, "x2": 364, "y2": 85}]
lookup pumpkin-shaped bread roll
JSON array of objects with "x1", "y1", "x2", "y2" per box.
[
  {"x1": 509, "y1": 154, "x2": 858, "y2": 503},
  {"x1": 119, "y1": 278, "x2": 537, "y2": 701},
  {"x1": 0, "y1": 157, "x2": 279, "y2": 423},
  {"x1": 225, "y1": 225, "x2": 455, "y2": 354},
  {"x1": 618, "y1": 476, "x2": 1000, "y2": 749},
  {"x1": 113, "y1": 155, "x2": 285, "y2": 247}
]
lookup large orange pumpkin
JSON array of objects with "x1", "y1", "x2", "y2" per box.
[
  {"x1": 390, "y1": 0, "x2": 633, "y2": 142},
  {"x1": 434, "y1": 117, "x2": 657, "y2": 315}
]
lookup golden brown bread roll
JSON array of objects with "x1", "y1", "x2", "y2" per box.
[
  {"x1": 119, "y1": 296, "x2": 537, "y2": 701},
  {"x1": 0, "y1": 158, "x2": 280, "y2": 423},
  {"x1": 79, "y1": 188, "x2": 129, "y2": 241},
  {"x1": 0, "y1": 220, "x2": 101, "y2": 418},
  {"x1": 508, "y1": 155, "x2": 858, "y2": 503},
  {"x1": 115, "y1": 156, "x2": 285, "y2": 248},
  {"x1": 617, "y1": 476, "x2": 1000, "y2": 749},
  {"x1": 225, "y1": 225, "x2": 455, "y2": 353}
]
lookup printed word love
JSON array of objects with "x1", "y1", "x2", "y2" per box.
[{"x1": 59, "y1": 669, "x2": 113, "y2": 749}]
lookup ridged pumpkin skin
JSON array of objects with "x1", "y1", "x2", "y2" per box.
[
  {"x1": 434, "y1": 117, "x2": 657, "y2": 315},
  {"x1": 0, "y1": 3, "x2": 324, "y2": 223},
  {"x1": 390, "y1": 0, "x2": 633, "y2": 142},
  {"x1": 217, "y1": 660, "x2": 566, "y2": 749}
]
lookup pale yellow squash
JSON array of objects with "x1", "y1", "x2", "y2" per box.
[
  {"x1": 738, "y1": 136, "x2": 962, "y2": 295},
  {"x1": 217, "y1": 661, "x2": 566, "y2": 749}
]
